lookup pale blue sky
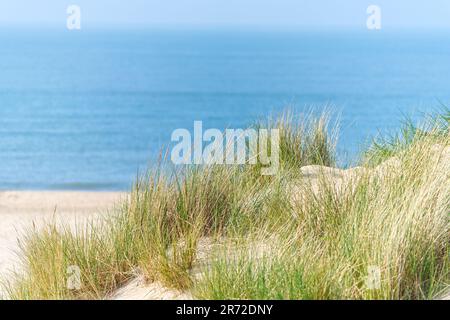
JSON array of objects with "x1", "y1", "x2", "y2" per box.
[{"x1": 0, "y1": 0, "x2": 449, "y2": 29}]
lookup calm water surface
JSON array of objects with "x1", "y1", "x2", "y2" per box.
[{"x1": 0, "y1": 29, "x2": 449, "y2": 190}]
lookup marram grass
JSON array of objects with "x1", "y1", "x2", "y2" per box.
[
  {"x1": 2, "y1": 110, "x2": 449, "y2": 300},
  {"x1": 195, "y1": 132, "x2": 450, "y2": 299}
]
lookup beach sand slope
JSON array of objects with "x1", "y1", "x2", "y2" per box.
[{"x1": 0, "y1": 191, "x2": 125, "y2": 295}]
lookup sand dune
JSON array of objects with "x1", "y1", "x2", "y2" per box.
[
  {"x1": 0, "y1": 191, "x2": 125, "y2": 297},
  {"x1": 1, "y1": 145, "x2": 448, "y2": 299},
  {"x1": 111, "y1": 276, "x2": 192, "y2": 300}
]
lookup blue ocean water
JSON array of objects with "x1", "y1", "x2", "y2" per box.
[{"x1": 0, "y1": 28, "x2": 449, "y2": 190}]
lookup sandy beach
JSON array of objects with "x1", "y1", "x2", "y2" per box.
[{"x1": 0, "y1": 191, "x2": 125, "y2": 290}]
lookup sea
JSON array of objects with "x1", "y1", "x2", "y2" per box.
[{"x1": 1, "y1": 28, "x2": 449, "y2": 190}]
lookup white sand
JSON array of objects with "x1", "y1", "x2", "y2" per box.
[
  {"x1": 0, "y1": 190, "x2": 193, "y2": 300},
  {"x1": 111, "y1": 276, "x2": 192, "y2": 300},
  {"x1": 0, "y1": 191, "x2": 125, "y2": 293}
]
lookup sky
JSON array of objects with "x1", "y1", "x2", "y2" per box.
[{"x1": 0, "y1": 0, "x2": 449, "y2": 30}]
